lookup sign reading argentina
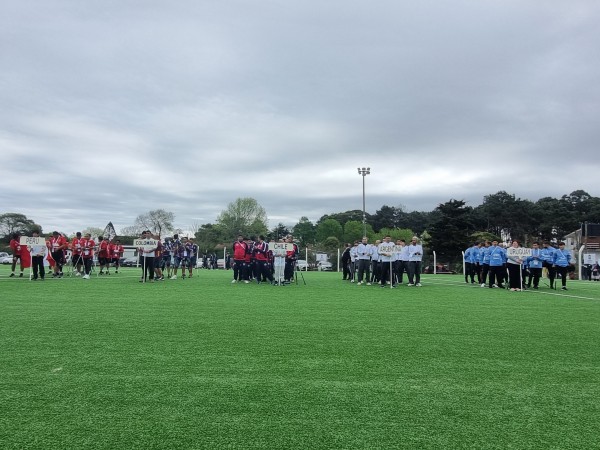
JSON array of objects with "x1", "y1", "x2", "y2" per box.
[
  {"x1": 133, "y1": 239, "x2": 159, "y2": 251},
  {"x1": 20, "y1": 236, "x2": 45, "y2": 246},
  {"x1": 378, "y1": 244, "x2": 396, "y2": 255},
  {"x1": 506, "y1": 247, "x2": 533, "y2": 258}
]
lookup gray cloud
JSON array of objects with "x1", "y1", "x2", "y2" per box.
[{"x1": 1, "y1": 0, "x2": 599, "y2": 234}]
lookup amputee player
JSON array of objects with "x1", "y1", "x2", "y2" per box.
[
  {"x1": 253, "y1": 235, "x2": 274, "y2": 285},
  {"x1": 479, "y1": 241, "x2": 491, "y2": 287},
  {"x1": 80, "y1": 233, "x2": 95, "y2": 279},
  {"x1": 160, "y1": 238, "x2": 173, "y2": 278},
  {"x1": 170, "y1": 234, "x2": 184, "y2": 280},
  {"x1": 349, "y1": 241, "x2": 359, "y2": 282},
  {"x1": 464, "y1": 243, "x2": 478, "y2": 284},
  {"x1": 370, "y1": 240, "x2": 381, "y2": 283},
  {"x1": 243, "y1": 238, "x2": 254, "y2": 283},
  {"x1": 487, "y1": 240, "x2": 507, "y2": 289},
  {"x1": 9, "y1": 232, "x2": 25, "y2": 278},
  {"x1": 70, "y1": 232, "x2": 84, "y2": 276},
  {"x1": 284, "y1": 235, "x2": 299, "y2": 284},
  {"x1": 526, "y1": 242, "x2": 543, "y2": 289},
  {"x1": 356, "y1": 237, "x2": 372, "y2": 285},
  {"x1": 552, "y1": 242, "x2": 572, "y2": 291},
  {"x1": 407, "y1": 236, "x2": 423, "y2": 287},
  {"x1": 49, "y1": 231, "x2": 68, "y2": 278},
  {"x1": 232, "y1": 235, "x2": 248, "y2": 283},
  {"x1": 378, "y1": 236, "x2": 394, "y2": 288},
  {"x1": 186, "y1": 238, "x2": 198, "y2": 278},
  {"x1": 397, "y1": 239, "x2": 409, "y2": 285},
  {"x1": 97, "y1": 236, "x2": 110, "y2": 275},
  {"x1": 153, "y1": 235, "x2": 164, "y2": 281},
  {"x1": 541, "y1": 242, "x2": 556, "y2": 289},
  {"x1": 110, "y1": 239, "x2": 124, "y2": 273},
  {"x1": 341, "y1": 243, "x2": 352, "y2": 281}
]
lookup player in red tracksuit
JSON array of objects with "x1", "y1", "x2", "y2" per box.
[
  {"x1": 232, "y1": 235, "x2": 248, "y2": 283},
  {"x1": 110, "y1": 240, "x2": 124, "y2": 273},
  {"x1": 9, "y1": 233, "x2": 25, "y2": 277},
  {"x1": 49, "y1": 231, "x2": 68, "y2": 278},
  {"x1": 80, "y1": 233, "x2": 95, "y2": 279},
  {"x1": 253, "y1": 235, "x2": 274, "y2": 285},
  {"x1": 284, "y1": 235, "x2": 299, "y2": 284},
  {"x1": 97, "y1": 236, "x2": 110, "y2": 275}
]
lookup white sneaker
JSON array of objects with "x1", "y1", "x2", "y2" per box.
[
  {"x1": 231, "y1": 279, "x2": 237, "y2": 283},
  {"x1": 366, "y1": 282, "x2": 372, "y2": 286},
  {"x1": 407, "y1": 283, "x2": 415, "y2": 287},
  {"x1": 75, "y1": 272, "x2": 81, "y2": 277},
  {"x1": 480, "y1": 283, "x2": 485, "y2": 288},
  {"x1": 350, "y1": 279, "x2": 355, "y2": 283},
  {"x1": 244, "y1": 280, "x2": 250, "y2": 284},
  {"x1": 416, "y1": 283, "x2": 422, "y2": 287},
  {"x1": 170, "y1": 275, "x2": 177, "y2": 280},
  {"x1": 357, "y1": 281, "x2": 362, "y2": 285},
  {"x1": 82, "y1": 274, "x2": 90, "y2": 280}
]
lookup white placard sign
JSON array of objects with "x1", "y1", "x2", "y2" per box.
[
  {"x1": 271, "y1": 242, "x2": 294, "y2": 257},
  {"x1": 583, "y1": 253, "x2": 597, "y2": 264},
  {"x1": 506, "y1": 247, "x2": 532, "y2": 258},
  {"x1": 378, "y1": 244, "x2": 396, "y2": 255},
  {"x1": 133, "y1": 239, "x2": 158, "y2": 251},
  {"x1": 20, "y1": 236, "x2": 45, "y2": 246}
]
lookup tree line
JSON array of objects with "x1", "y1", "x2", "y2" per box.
[{"x1": 2, "y1": 190, "x2": 599, "y2": 263}]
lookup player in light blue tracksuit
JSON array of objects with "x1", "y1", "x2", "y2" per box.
[
  {"x1": 488, "y1": 240, "x2": 507, "y2": 288},
  {"x1": 479, "y1": 241, "x2": 491, "y2": 287},
  {"x1": 552, "y1": 242, "x2": 572, "y2": 290},
  {"x1": 526, "y1": 242, "x2": 543, "y2": 289},
  {"x1": 541, "y1": 242, "x2": 556, "y2": 289}
]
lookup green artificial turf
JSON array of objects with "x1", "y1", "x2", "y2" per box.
[{"x1": 1, "y1": 266, "x2": 599, "y2": 449}]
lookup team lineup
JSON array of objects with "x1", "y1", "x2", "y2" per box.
[{"x1": 7, "y1": 231, "x2": 574, "y2": 291}]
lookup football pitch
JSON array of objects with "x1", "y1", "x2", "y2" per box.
[{"x1": 1, "y1": 266, "x2": 599, "y2": 449}]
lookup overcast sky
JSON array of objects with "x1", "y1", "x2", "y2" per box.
[{"x1": 1, "y1": 0, "x2": 599, "y2": 235}]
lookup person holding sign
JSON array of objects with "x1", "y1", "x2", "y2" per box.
[
  {"x1": 506, "y1": 240, "x2": 524, "y2": 291},
  {"x1": 9, "y1": 232, "x2": 25, "y2": 278},
  {"x1": 407, "y1": 236, "x2": 423, "y2": 287},
  {"x1": 137, "y1": 231, "x2": 158, "y2": 283},
  {"x1": 378, "y1": 236, "x2": 394, "y2": 288},
  {"x1": 552, "y1": 242, "x2": 572, "y2": 291},
  {"x1": 27, "y1": 232, "x2": 46, "y2": 281}
]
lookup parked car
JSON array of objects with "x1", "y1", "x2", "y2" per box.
[
  {"x1": 317, "y1": 261, "x2": 333, "y2": 271},
  {"x1": 296, "y1": 259, "x2": 309, "y2": 271},
  {"x1": 121, "y1": 257, "x2": 139, "y2": 267},
  {"x1": 0, "y1": 253, "x2": 12, "y2": 264}
]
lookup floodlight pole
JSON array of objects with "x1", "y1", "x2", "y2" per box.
[{"x1": 357, "y1": 167, "x2": 371, "y2": 237}]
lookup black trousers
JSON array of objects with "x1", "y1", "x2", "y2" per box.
[
  {"x1": 481, "y1": 264, "x2": 490, "y2": 284},
  {"x1": 555, "y1": 266, "x2": 568, "y2": 287},
  {"x1": 371, "y1": 261, "x2": 380, "y2": 282},
  {"x1": 141, "y1": 256, "x2": 155, "y2": 280},
  {"x1": 380, "y1": 260, "x2": 393, "y2": 286},
  {"x1": 489, "y1": 265, "x2": 506, "y2": 287},
  {"x1": 32, "y1": 255, "x2": 45, "y2": 279},
  {"x1": 528, "y1": 268, "x2": 542, "y2": 288},
  {"x1": 233, "y1": 260, "x2": 245, "y2": 281},
  {"x1": 255, "y1": 260, "x2": 273, "y2": 282},
  {"x1": 507, "y1": 263, "x2": 522, "y2": 289},
  {"x1": 408, "y1": 261, "x2": 421, "y2": 284},
  {"x1": 284, "y1": 259, "x2": 295, "y2": 281},
  {"x1": 395, "y1": 260, "x2": 407, "y2": 284},
  {"x1": 357, "y1": 259, "x2": 371, "y2": 282}
]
